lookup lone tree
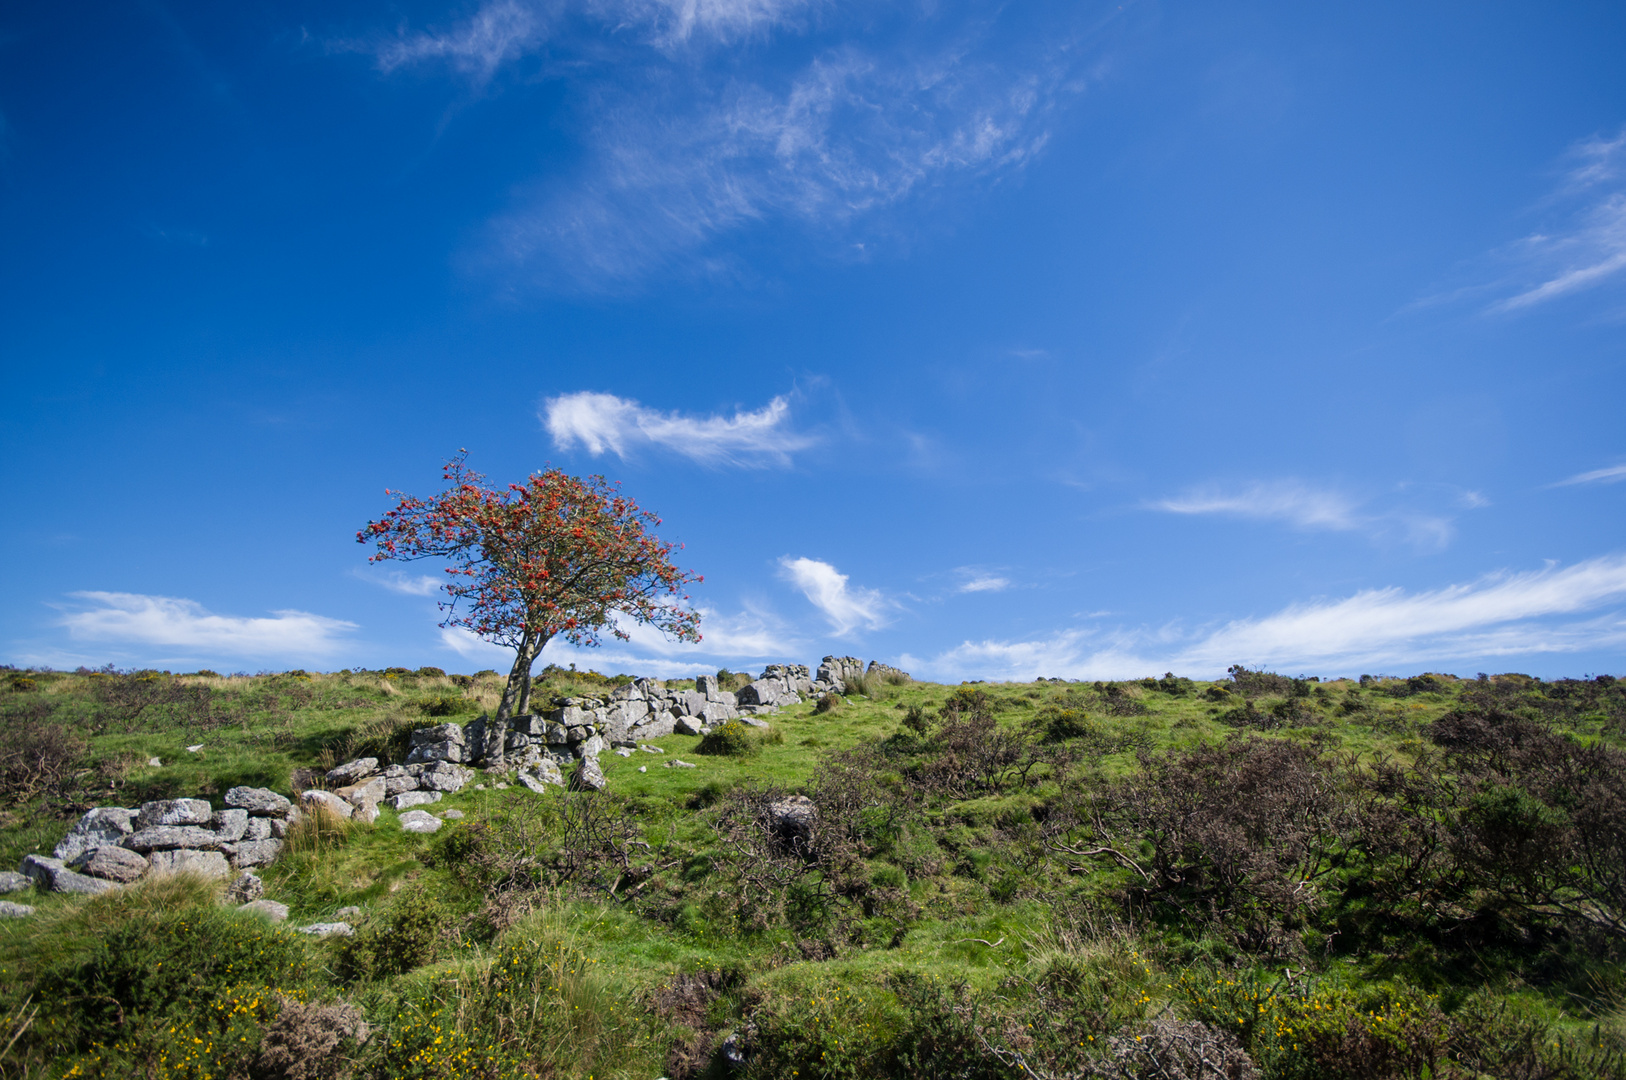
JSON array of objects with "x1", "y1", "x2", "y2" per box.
[{"x1": 358, "y1": 452, "x2": 702, "y2": 765}]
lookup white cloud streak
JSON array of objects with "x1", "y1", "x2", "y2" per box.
[
  {"x1": 60, "y1": 592, "x2": 358, "y2": 660},
  {"x1": 1150, "y1": 480, "x2": 1457, "y2": 549},
  {"x1": 913, "y1": 554, "x2": 1626, "y2": 681},
  {"x1": 778, "y1": 556, "x2": 888, "y2": 635},
  {"x1": 1489, "y1": 127, "x2": 1626, "y2": 313},
  {"x1": 362, "y1": 570, "x2": 445, "y2": 596},
  {"x1": 956, "y1": 569, "x2": 1011, "y2": 593},
  {"x1": 543, "y1": 390, "x2": 813, "y2": 466},
  {"x1": 1554, "y1": 462, "x2": 1626, "y2": 487}
]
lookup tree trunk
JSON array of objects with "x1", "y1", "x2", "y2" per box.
[{"x1": 489, "y1": 633, "x2": 547, "y2": 768}]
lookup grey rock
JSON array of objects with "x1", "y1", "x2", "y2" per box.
[
  {"x1": 21, "y1": 854, "x2": 114, "y2": 895},
  {"x1": 325, "y1": 758, "x2": 380, "y2": 786},
  {"x1": 663, "y1": 759, "x2": 698, "y2": 769},
  {"x1": 243, "y1": 817, "x2": 273, "y2": 842},
  {"x1": 70, "y1": 845, "x2": 148, "y2": 883},
  {"x1": 213, "y1": 808, "x2": 249, "y2": 843},
  {"x1": 135, "y1": 798, "x2": 214, "y2": 830},
  {"x1": 638, "y1": 765, "x2": 647, "y2": 773},
  {"x1": 123, "y1": 826, "x2": 221, "y2": 852},
  {"x1": 147, "y1": 756, "x2": 163, "y2": 767},
  {"x1": 148, "y1": 849, "x2": 231, "y2": 878},
  {"x1": 494, "y1": 782, "x2": 509, "y2": 790},
  {"x1": 411, "y1": 723, "x2": 465, "y2": 747},
  {"x1": 700, "y1": 701, "x2": 739, "y2": 724},
  {"x1": 398, "y1": 810, "x2": 442, "y2": 834},
  {"x1": 571, "y1": 755, "x2": 607, "y2": 792},
  {"x1": 0, "y1": 871, "x2": 31, "y2": 894},
  {"x1": 53, "y1": 807, "x2": 138, "y2": 862},
  {"x1": 226, "y1": 787, "x2": 293, "y2": 817},
  {"x1": 296, "y1": 922, "x2": 353, "y2": 938},
  {"x1": 418, "y1": 761, "x2": 472, "y2": 793},
  {"x1": 352, "y1": 803, "x2": 380, "y2": 825},
  {"x1": 0, "y1": 901, "x2": 35, "y2": 918},
  {"x1": 404, "y1": 740, "x2": 464, "y2": 765},
  {"x1": 335, "y1": 906, "x2": 364, "y2": 919},
  {"x1": 736, "y1": 680, "x2": 781, "y2": 707},
  {"x1": 269, "y1": 817, "x2": 293, "y2": 839},
  {"x1": 638, "y1": 744, "x2": 666, "y2": 754},
  {"x1": 614, "y1": 747, "x2": 634, "y2": 757},
  {"x1": 299, "y1": 790, "x2": 353, "y2": 820},
  {"x1": 440, "y1": 809, "x2": 464, "y2": 820},
  {"x1": 334, "y1": 776, "x2": 387, "y2": 808},
  {"x1": 736, "y1": 715, "x2": 771, "y2": 728},
  {"x1": 695, "y1": 673, "x2": 720, "y2": 699},
  {"x1": 577, "y1": 734, "x2": 606, "y2": 758},
  {"x1": 226, "y1": 871, "x2": 264, "y2": 902},
  {"x1": 225, "y1": 839, "x2": 283, "y2": 869},
  {"x1": 635, "y1": 711, "x2": 677, "y2": 740},
  {"x1": 674, "y1": 715, "x2": 705, "y2": 736},
  {"x1": 239, "y1": 899, "x2": 289, "y2": 922},
  {"x1": 767, "y1": 795, "x2": 816, "y2": 849},
  {"x1": 676, "y1": 690, "x2": 708, "y2": 717},
  {"x1": 389, "y1": 790, "x2": 443, "y2": 811},
  {"x1": 384, "y1": 773, "x2": 421, "y2": 796}
]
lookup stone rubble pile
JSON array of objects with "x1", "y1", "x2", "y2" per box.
[{"x1": 19, "y1": 788, "x2": 296, "y2": 895}]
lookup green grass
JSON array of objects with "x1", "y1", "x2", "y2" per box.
[{"x1": 1, "y1": 667, "x2": 1623, "y2": 1078}]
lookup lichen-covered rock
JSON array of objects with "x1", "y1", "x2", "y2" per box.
[
  {"x1": 571, "y1": 755, "x2": 607, "y2": 792},
  {"x1": 417, "y1": 761, "x2": 472, "y2": 793},
  {"x1": 135, "y1": 798, "x2": 214, "y2": 829},
  {"x1": 239, "y1": 899, "x2": 289, "y2": 922},
  {"x1": 767, "y1": 795, "x2": 816, "y2": 851},
  {"x1": 20, "y1": 854, "x2": 114, "y2": 895},
  {"x1": 225, "y1": 787, "x2": 293, "y2": 817},
  {"x1": 384, "y1": 772, "x2": 421, "y2": 796},
  {"x1": 243, "y1": 817, "x2": 273, "y2": 842},
  {"x1": 299, "y1": 790, "x2": 353, "y2": 820},
  {"x1": 227, "y1": 871, "x2": 264, "y2": 902},
  {"x1": 334, "y1": 776, "x2": 387, "y2": 808},
  {"x1": 674, "y1": 715, "x2": 705, "y2": 736},
  {"x1": 296, "y1": 922, "x2": 353, "y2": 937},
  {"x1": 213, "y1": 808, "x2": 249, "y2": 843},
  {"x1": 0, "y1": 901, "x2": 34, "y2": 918},
  {"x1": 0, "y1": 871, "x2": 30, "y2": 894},
  {"x1": 147, "y1": 849, "x2": 231, "y2": 878},
  {"x1": 122, "y1": 826, "x2": 222, "y2": 852},
  {"x1": 53, "y1": 807, "x2": 139, "y2": 862},
  {"x1": 736, "y1": 681, "x2": 782, "y2": 707},
  {"x1": 389, "y1": 790, "x2": 442, "y2": 810},
  {"x1": 224, "y1": 839, "x2": 283, "y2": 869},
  {"x1": 325, "y1": 757, "x2": 380, "y2": 786},
  {"x1": 70, "y1": 845, "x2": 149, "y2": 883},
  {"x1": 397, "y1": 809, "x2": 442, "y2": 834}
]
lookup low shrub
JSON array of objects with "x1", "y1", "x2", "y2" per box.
[
  {"x1": 814, "y1": 692, "x2": 842, "y2": 715},
  {"x1": 414, "y1": 666, "x2": 447, "y2": 678},
  {"x1": 422, "y1": 694, "x2": 479, "y2": 717},
  {"x1": 339, "y1": 892, "x2": 458, "y2": 982},
  {"x1": 697, "y1": 721, "x2": 762, "y2": 758}
]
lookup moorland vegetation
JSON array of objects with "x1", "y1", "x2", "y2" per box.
[{"x1": 0, "y1": 662, "x2": 1623, "y2": 1079}]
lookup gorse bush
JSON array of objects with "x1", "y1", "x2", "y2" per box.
[{"x1": 697, "y1": 720, "x2": 762, "y2": 757}]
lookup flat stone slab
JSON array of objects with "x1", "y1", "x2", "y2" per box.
[
  {"x1": 224, "y1": 839, "x2": 284, "y2": 869},
  {"x1": 123, "y1": 826, "x2": 221, "y2": 852},
  {"x1": 0, "y1": 901, "x2": 35, "y2": 918},
  {"x1": 20, "y1": 854, "x2": 114, "y2": 895},
  {"x1": 225, "y1": 787, "x2": 292, "y2": 816},
  {"x1": 53, "y1": 807, "x2": 138, "y2": 862},
  {"x1": 70, "y1": 845, "x2": 148, "y2": 883},
  {"x1": 239, "y1": 899, "x2": 289, "y2": 922},
  {"x1": 212, "y1": 808, "x2": 249, "y2": 842},
  {"x1": 0, "y1": 871, "x2": 31, "y2": 894},
  {"x1": 136, "y1": 798, "x2": 213, "y2": 829},
  {"x1": 326, "y1": 758, "x2": 379, "y2": 785},
  {"x1": 299, "y1": 790, "x2": 353, "y2": 819},
  {"x1": 397, "y1": 809, "x2": 442, "y2": 834},
  {"x1": 389, "y1": 790, "x2": 442, "y2": 810},
  {"x1": 148, "y1": 849, "x2": 231, "y2": 879},
  {"x1": 296, "y1": 921, "x2": 353, "y2": 937}
]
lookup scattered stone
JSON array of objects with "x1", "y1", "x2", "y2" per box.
[
  {"x1": 389, "y1": 790, "x2": 443, "y2": 811},
  {"x1": 474, "y1": 784, "x2": 488, "y2": 791},
  {"x1": 418, "y1": 761, "x2": 473, "y2": 793},
  {"x1": 148, "y1": 849, "x2": 231, "y2": 878},
  {"x1": 239, "y1": 899, "x2": 289, "y2": 922},
  {"x1": 398, "y1": 810, "x2": 442, "y2": 833},
  {"x1": 296, "y1": 922, "x2": 354, "y2": 938},
  {"x1": 53, "y1": 807, "x2": 139, "y2": 862},
  {"x1": 227, "y1": 871, "x2": 264, "y2": 903},
  {"x1": 0, "y1": 901, "x2": 35, "y2": 918},
  {"x1": 736, "y1": 716, "x2": 771, "y2": 729},
  {"x1": 213, "y1": 808, "x2": 249, "y2": 843},
  {"x1": 615, "y1": 746, "x2": 634, "y2": 757},
  {"x1": 638, "y1": 765, "x2": 647, "y2": 773},
  {"x1": 299, "y1": 790, "x2": 354, "y2": 820},
  {"x1": 20, "y1": 854, "x2": 114, "y2": 895},
  {"x1": 578, "y1": 734, "x2": 607, "y2": 758},
  {"x1": 147, "y1": 757, "x2": 162, "y2": 767},
  {"x1": 767, "y1": 796, "x2": 816, "y2": 849},
  {"x1": 663, "y1": 759, "x2": 697, "y2": 769},
  {"x1": 186, "y1": 744, "x2": 204, "y2": 753},
  {"x1": 352, "y1": 803, "x2": 380, "y2": 825},
  {"x1": 440, "y1": 809, "x2": 464, "y2": 820},
  {"x1": 335, "y1": 905, "x2": 363, "y2": 919},
  {"x1": 516, "y1": 771, "x2": 554, "y2": 794},
  {"x1": 0, "y1": 871, "x2": 30, "y2": 894},
  {"x1": 269, "y1": 817, "x2": 293, "y2": 839},
  {"x1": 224, "y1": 839, "x2": 283, "y2": 869},
  {"x1": 571, "y1": 755, "x2": 607, "y2": 792},
  {"x1": 334, "y1": 776, "x2": 387, "y2": 808},
  {"x1": 225, "y1": 787, "x2": 293, "y2": 816},
  {"x1": 494, "y1": 782, "x2": 509, "y2": 790},
  {"x1": 639, "y1": 744, "x2": 665, "y2": 754},
  {"x1": 384, "y1": 772, "x2": 420, "y2": 796},
  {"x1": 325, "y1": 758, "x2": 380, "y2": 786},
  {"x1": 70, "y1": 845, "x2": 149, "y2": 883},
  {"x1": 123, "y1": 826, "x2": 222, "y2": 852}
]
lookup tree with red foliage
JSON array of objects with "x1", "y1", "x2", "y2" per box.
[{"x1": 358, "y1": 452, "x2": 702, "y2": 765}]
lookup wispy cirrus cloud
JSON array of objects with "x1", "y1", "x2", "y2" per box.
[
  {"x1": 345, "y1": 0, "x2": 1108, "y2": 286},
  {"x1": 58, "y1": 592, "x2": 358, "y2": 660},
  {"x1": 778, "y1": 556, "x2": 889, "y2": 635},
  {"x1": 543, "y1": 390, "x2": 813, "y2": 466},
  {"x1": 1487, "y1": 127, "x2": 1626, "y2": 313},
  {"x1": 909, "y1": 554, "x2": 1626, "y2": 681},
  {"x1": 356, "y1": 569, "x2": 444, "y2": 596},
  {"x1": 1554, "y1": 462, "x2": 1626, "y2": 487},
  {"x1": 1148, "y1": 479, "x2": 1460, "y2": 549},
  {"x1": 955, "y1": 568, "x2": 1011, "y2": 593}
]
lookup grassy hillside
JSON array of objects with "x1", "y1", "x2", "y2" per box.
[{"x1": 1, "y1": 664, "x2": 1623, "y2": 1079}]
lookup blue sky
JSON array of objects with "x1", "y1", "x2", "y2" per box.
[{"x1": 3, "y1": 0, "x2": 1624, "y2": 680}]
